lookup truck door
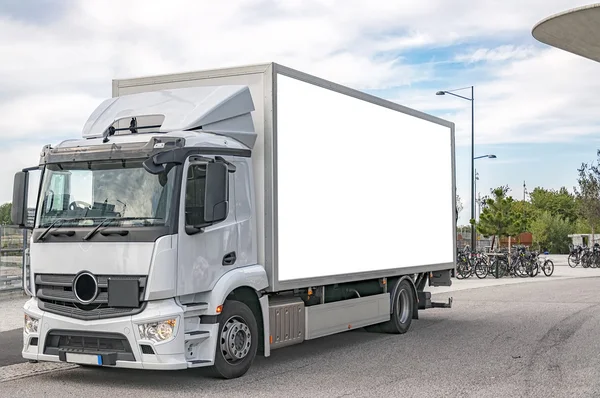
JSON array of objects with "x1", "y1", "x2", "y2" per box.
[{"x1": 176, "y1": 158, "x2": 239, "y2": 295}]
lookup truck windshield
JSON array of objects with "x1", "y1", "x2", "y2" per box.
[{"x1": 36, "y1": 160, "x2": 177, "y2": 228}]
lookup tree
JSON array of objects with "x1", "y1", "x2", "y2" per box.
[
  {"x1": 0, "y1": 203, "x2": 11, "y2": 225},
  {"x1": 530, "y1": 211, "x2": 574, "y2": 254},
  {"x1": 456, "y1": 194, "x2": 463, "y2": 215},
  {"x1": 456, "y1": 194, "x2": 463, "y2": 222},
  {"x1": 510, "y1": 200, "x2": 534, "y2": 243},
  {"x1": 529, "y1": 187, "x2": 578, "y2": 224},
  {"x1": 477, "y1": 186, "x2": 521, "y2": 241},
  {"x1": 574, "y1": 151, "x2": 600, "y2": 243}
]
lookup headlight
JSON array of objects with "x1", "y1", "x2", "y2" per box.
[
  {"x1": 24, "y1": 314, "x2": 39, "y2": 334},
  {"x1": 138, "y1": 318, "x2": 177, "y2": 343}
]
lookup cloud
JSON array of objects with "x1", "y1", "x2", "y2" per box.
[
  {"x1": 0, "y1": 93, "x2": 102, "y2": 138},
  {"x1": 0, "y1": 141, "x2": 47, "y2": 204},
  {"x1": 0, "y1": 0, "x2": 598, "y2": 208},
  {"x1": 454, "y1": 45, "x2": 538, "y2": 63},
  {"x1": 384, "y1": 44, "x2": 600, "y2": 148}
]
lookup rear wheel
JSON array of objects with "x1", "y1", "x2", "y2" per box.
[
  {"x1": 514, "y1": 261, "x2": 529, "y2": 278},
  {"x1": 211, "y1": 300, "x2": 258, "y2": 379},
  {"x1": 474, "y1": 260, "x2": 488, "y2": 279},
  {"x1": 379, "y1": 279, "x2": 414, "y2": 334},
  {"x1": 528, "y1": 264, "x2": 539, "y2": 277}
]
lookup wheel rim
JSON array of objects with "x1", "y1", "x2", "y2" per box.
[
  {"x1": 220, "y1": 315, "x2": 252, "y2": 364},
  {"x1": 397, "y1": 288, "x2": 411, "y2": 324}
]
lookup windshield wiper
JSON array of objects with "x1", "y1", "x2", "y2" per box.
[
  {"x1": 83, "y1": 217, "x2": 117, "y2": 241},
  {"x1": 81, "y1": 216, "x2": 162, "y2": 240},
  {"x1": 38, "y1": 217, "x2": 84, "y2": 241},
  {"x1": 38, "y1": 219, "x2": 65, "y2": 241}
]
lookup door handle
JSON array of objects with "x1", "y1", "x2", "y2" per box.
[{"x1": 222, "y1": 252, "x2": 237, "y2": 266}]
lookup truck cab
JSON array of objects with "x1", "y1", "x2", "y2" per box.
[{"x1": 13, "y1": 85, "x2": 269, "y2": 377}]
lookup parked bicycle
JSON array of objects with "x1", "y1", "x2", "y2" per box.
[
  {"x1": 456, "y1": 245, "x2": 555, "y2": 280},
  {"x1": 580, "y1": 243, "x2": 600, "y2": 268},
  {"x1": 568, "y1": 244, "x2": 584, "y2": 268},
  {"x1": 526, "y1": 251, "x2": 554, "y2": 277}
]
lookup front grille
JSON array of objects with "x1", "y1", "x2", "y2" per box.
[
  {"x1": 44, "y1": 330, "x2": 135, "y2": 362},
  {"x1": 36, "y1": 274, "x2": 147, "y2": 320}
]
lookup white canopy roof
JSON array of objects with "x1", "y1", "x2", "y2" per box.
[{"x1": 532, "y1": 4, "x2": 600, "y2": 63}]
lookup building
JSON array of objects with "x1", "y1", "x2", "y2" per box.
[{"x1": 568, "y1": 233, "x2": 600, "y2": 247}]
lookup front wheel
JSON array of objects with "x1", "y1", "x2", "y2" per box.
[
  {"x1": 543, "y1": 260, "x2": 554, "y2": 276},
  {"x1": 455, "y1": 262, "x2": 471, "y2": 279},
  {"x1": 568, "y1": 253, "x2": 578, "y2": 268},
  {"x1": 582, "y1": 253, "x2": 591, "y2": 268},
  {"x1": 491, "y1": 258, "x2": 507, "y2": 278},
  {"x1": 211, "y1": 300, "x2": 258, "y2": 379}
]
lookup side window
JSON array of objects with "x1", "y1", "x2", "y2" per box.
[{"x1": 185, "y1": 164, "x2": 207, "y2": 226}]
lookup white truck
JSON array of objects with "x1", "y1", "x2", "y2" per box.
[{"x1": 12, "y1": 63, "x2": 456, "y2": 379}]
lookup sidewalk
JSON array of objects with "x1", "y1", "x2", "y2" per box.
[
  {"x1": 427, "y1": 259, "x2": 597, "y2": 295},
  {"x1": 0, "y1": 297, "x2": 27, "y2": 333}
]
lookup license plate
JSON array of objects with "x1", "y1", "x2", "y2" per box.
[{"x1": 65, "y1": 353, "x2": 103, "y2": 366}]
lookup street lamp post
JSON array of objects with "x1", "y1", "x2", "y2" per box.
[
  {"x1": 436, "y1": 86, "x2": 490, "y2": 251},
  {"x1": 437, "y1": 86, "x2": 475, "y2": 250}
]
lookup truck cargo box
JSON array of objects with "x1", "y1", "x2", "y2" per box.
[{"x1": 112, "y1": 63, "x2": 456, "y2": 292}]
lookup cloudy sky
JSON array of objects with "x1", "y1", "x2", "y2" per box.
[{"x1": 1, "y1": 0, "x2": 598, "y2": 225}]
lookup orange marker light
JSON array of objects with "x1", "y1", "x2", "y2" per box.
[
  {"x1": 270, "y1": 335, "x2": 273, "y2": 344},
  {"x1": 216, "y1": 305, "x2": 223, "y2": 314}
]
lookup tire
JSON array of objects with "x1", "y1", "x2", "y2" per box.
[
  {"x1": 491, "y1": 259, "x2": 507, "y2": 278},
  {"x1": 528, "y1": 263, "x2": 539, "y2": 277},
  {"x1": 379, "y1": 279, "x2": 414, "y2": 334},
  {"x1": 211, "y1": 300, "x2": 258, "y2": 379},
  {"x1": 568, "y1": 253, "x2": 578, "y2": 268},
  {"x1": 514, "y1": 261, "x2": 529, "y2": 278},
  {"x1": 455, "y1": 262, "x2": 470, "y2": 279},
  {"x1": 582, "y1": 253, "x2": 591, "y2": 268},
  {"x1": 475, "y1": 260, "x2": 488, "y2": 279},
  {"x1": 543, "y1": 260, "x2": 554, "y2": 277}
]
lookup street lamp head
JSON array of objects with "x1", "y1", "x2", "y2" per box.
[
  {"x1": 488, "y1": 154, "x2": 497, "y2": 159},
  {"x1": 435, "y1": 91, "x2": 446, "y2": 96}
]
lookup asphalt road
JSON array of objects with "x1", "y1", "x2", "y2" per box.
[
  {"x1": 0, "y1": 329, "x2": 24, "y2": 366},
  {"x1": 2, "y1": 276, "x2": 600, "y2": 397}
]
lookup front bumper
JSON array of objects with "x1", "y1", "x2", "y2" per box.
[{"x1": 22, "y1": 297, "x2": 213, "y2": 370}]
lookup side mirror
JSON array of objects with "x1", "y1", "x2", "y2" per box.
[
  {"x1": 11, "y1": 168, "x2": 41, "y2": 229},
  {"x1": 12, "y1": 172, "x2": 28, "y2": 227},
  {"x1": 204, "y1": 162, "x2": 228, "y2": 223}
]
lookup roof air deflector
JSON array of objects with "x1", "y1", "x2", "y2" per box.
[{"x1": 82, "y1": 85, "x2": 257, "y2": 149}]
